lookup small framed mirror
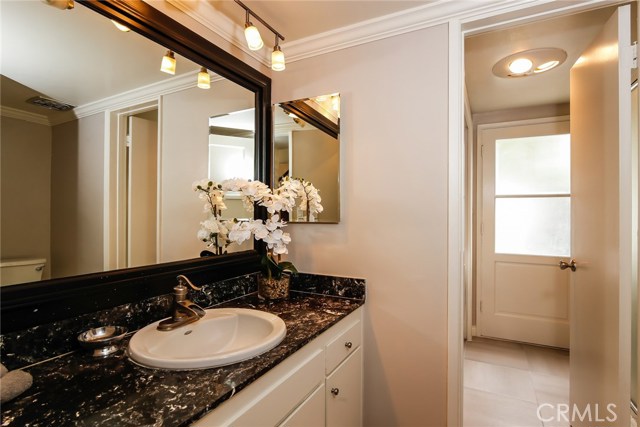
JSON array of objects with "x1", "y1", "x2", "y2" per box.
[{"x1": 273, "y1": 94, "x2": 340, "y2": 223}]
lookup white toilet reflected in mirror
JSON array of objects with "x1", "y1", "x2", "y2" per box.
[{"x1": 0, "y1": 258, "x2": 46, "y2": 286}]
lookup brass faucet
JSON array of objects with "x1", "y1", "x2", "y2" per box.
[{"x1": 157, "y1": 275, "x2": 206, "y2": 331}]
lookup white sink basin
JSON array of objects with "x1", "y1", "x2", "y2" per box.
[{"x1": 128, "y1": 308, "x2": 286, "y2": 369}]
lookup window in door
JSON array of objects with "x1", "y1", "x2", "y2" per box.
[{"x1": 494, "y1": 134, "x2": 571, "y2": 257}]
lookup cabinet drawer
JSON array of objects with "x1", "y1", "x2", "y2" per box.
[{"x1": 325, "y1": 318, "x2": 361, "y2": 375}]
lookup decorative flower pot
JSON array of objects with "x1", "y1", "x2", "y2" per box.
[{"x1": 257, "y1": 273, "x2": 290, "y2": 300}]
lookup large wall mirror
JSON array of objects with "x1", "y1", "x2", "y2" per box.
[
  {"x1": 273, "y1": 94, "x2": 340, "y2": 223},
  {"x1": 0, "y1": 0, "x2": 270, "y2": 328}
]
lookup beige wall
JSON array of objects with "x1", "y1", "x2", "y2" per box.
[
  {"x1": 159, "y1": 80, "x2": 254, "y2": 262},
  {"x1": 51, "y1": 114, "x2": 104, "y2": 277},
  {"x1": 273, "y1": 25, "x2": 449, "y2": 426},
  {"x1": 0, "y1": 116, "x2": 52, "y2": 279},
  {"x1": 291, "y1": 129, "x2": 339, "y2": 222}
]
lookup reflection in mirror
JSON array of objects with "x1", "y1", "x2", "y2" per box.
[
  {"x1": 0, "y1": 1, "x2": 256, "y2": 285},
  {"x1": 206, "y1": 109, "x2": 255, "y2": 253},
  {"x1": 209, "y1": 109, "x2": 255, "y2": 183},
  {"x1": 273, "y1": 94, "x2": 340, "y2": 223}
]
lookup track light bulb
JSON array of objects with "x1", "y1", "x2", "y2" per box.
[
  {"x1": 272, "y1": 45, "x2": 285, "y2": 71},
  {"x1": 244, "y1": 22, "x2": 264, "y2": 51},
  {"x1": 42, "y1": 0, "x2": 74, "y2": 10},
  {"x1": 160, "y1": 50, "x2": 176, "y2": 75},
  {"x1": 111, "y1": 20, "x2": 130, "y2": 32},
  {"x1": 197, "y1": 67, "x2": 211, "y2": 89}
]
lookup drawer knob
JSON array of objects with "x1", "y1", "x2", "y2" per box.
[
  {"x1": 331, "y1": 387, "x2": 340, "y2": 396},
  {"x1": 344, "y1": 341, "x2": 353, "y2": 349}
]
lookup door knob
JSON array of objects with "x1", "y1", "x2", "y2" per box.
[
  {"x1": 559, "y1": 259, "x2": 577, "y2": 272},
  {"x1": 331, "y1": 388, "x2": 340, "y2": 396}
]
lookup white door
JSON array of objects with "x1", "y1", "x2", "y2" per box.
[
  {"x1": 570, "y1": 5, "x2": 633, "y2": 426},
  {"x1": 127, "y1": 116, "x2": 158, "y2": 268},
  {"x1": 478, "y1": 118, "x2": 572, "y2": 348}
]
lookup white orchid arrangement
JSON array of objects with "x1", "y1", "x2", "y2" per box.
[{"x1": 193, "y1": 177, "x2": 323, "y2": 279}]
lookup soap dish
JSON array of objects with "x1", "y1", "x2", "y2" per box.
[{"x1": 78, "y1": 326, "x2": 128, "y2": 357}]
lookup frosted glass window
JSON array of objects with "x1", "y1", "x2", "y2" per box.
[
  {"x1": 495, "y1": 197, "x2": 570, "y2": 256},
  {"x1": 496, "y1": 134, "x2": 570, "y2": 195}
]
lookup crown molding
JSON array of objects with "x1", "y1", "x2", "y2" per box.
[
  {"x1": 274, "y1": 121, "x2": 307, "y2": 134},
  {"x1": 284, "y1": 0, "x2": 546, "y2": 62},
  {"x1": 158, "y1": 0, "x2": 614, "y2": 68},
  {"x1": 0, "y1": 106, "x2": 50, "y2": 126},
  {"x1": 73, "y1": 71, "x2": 225, "y2": 120},
  {"x1": 165, "y1": 0, "x2": 548, "y2": 66},
  {"x1": 2, "y1": 72, "x2": 224, "y2": 127}
]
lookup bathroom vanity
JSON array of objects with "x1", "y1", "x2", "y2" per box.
[
  {"x1": 195, "y1": 306, "x2": 362, "y2": 426},
  {"x1": 0, "y1": 273, "x2": 365, "y2": 426}
]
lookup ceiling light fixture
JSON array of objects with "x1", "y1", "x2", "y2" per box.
[
  {"x1": 272, "y1": 35, "x2": 285, "y2": 71},
  {"x1": 493, "y1": 48, "x2": 567, "y2": 78},
  {"x1": 111, "y1": 20, "x2": 130, "y2": 32},
  {"x1": 160, "y1": 50, "x2": 176, "y2": 75},
  {"x1": 508, "y1": 58, "x2": 533, "y2": 74},
  {"x1": 534, "y1": 60, "x2": 560, "y2": 73},
  {"x1": 243, "y1": 11, "x2": 263, "y2": 51},
  {"x1": 234, "y1": 0, "x2": 286, "y2": 71},
  {"x1": 197, "y1": 67, "x2": 211, "y2": 89}
]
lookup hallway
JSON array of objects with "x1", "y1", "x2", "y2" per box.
[{"x1": 463, "y1": 337, "x2": 569, "y2": 427}]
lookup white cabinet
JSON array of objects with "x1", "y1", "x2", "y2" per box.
[
  {"x1": 279, "y1": 384, "x2": 325, "y2": 427},
  {"x1": 326, "y1": 348, "x2": 362, "y2": 427},
  {"x1": 193, "y1": 307, "x2": 362, "y2": 427}
]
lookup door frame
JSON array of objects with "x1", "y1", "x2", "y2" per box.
[{"x1": 446, "y1": 1, "x2": 632, "y2": 425}]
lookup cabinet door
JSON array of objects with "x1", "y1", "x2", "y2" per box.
[
  {"x1": 326, "y1": 347, "x2": 362, "y2": 427},
  {"x1": 279, "y1": 384, "x2": 325, "y2": 427}
]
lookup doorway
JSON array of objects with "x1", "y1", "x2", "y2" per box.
[
  {"x1": 104, "y1": 100, "x2": 160, "y2": 271},
  {"x1": 458, "y1": 3, "x2": 636, "y2": 425},
  {"x1": 125, "y1": 110, "x2": 159, "y2": 268}
]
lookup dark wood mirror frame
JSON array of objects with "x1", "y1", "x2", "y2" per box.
[{"x1": 0, "y1": 0, "x2": 272, "y2": 333}]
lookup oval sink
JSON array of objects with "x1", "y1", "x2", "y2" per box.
[{"x1": 128, "y1": 308, "x2": 286, "y2": 370}]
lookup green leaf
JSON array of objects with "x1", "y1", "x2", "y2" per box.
[{"x1": 277, "y1": 261, "x2": 298, "y2": 275}]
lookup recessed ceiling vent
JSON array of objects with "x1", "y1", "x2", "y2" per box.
[{"x1": 26, "y1": 96, "x2": 75, "y2": 112}]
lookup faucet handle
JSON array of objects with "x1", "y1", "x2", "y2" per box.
[{"x1": 176, "y1": 275, "x2": 202, "y2": 291}]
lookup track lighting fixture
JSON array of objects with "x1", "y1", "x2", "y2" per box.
[
  {"x1": 160, "y1": 50, "x2": 176, "y2": 75},
  {"x1": 197, "y1": 67, "x2": 211, "y2": 89},
  {"x1": 234, "y1": 0, "x2": 286, "y2": 71}
]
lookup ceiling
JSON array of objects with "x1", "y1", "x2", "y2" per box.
[
  {"x1": 0, "y1": 0, "x2": 202, "y2": 122},
  {"x1": 2, "y1": 0, "x2": 633, "y2": 121},
  {"x1": 0, "y1": 0, "x2": 430, "y2": 122},
  {"x1": 465, "y1": 5, "x2": 620, "y2": 114}
]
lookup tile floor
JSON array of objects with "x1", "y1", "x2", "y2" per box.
[{"x1": 463, "y1": 337, "x2": 570, "y2": 427}]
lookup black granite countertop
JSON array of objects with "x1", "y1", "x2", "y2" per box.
[{"x1": 1, "y1": 292, "x2": 363, "y2": 427}]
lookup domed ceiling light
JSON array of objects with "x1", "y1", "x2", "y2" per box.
[{"x1": 493, "y1": 48, "x2": 568, "y2": 78}]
